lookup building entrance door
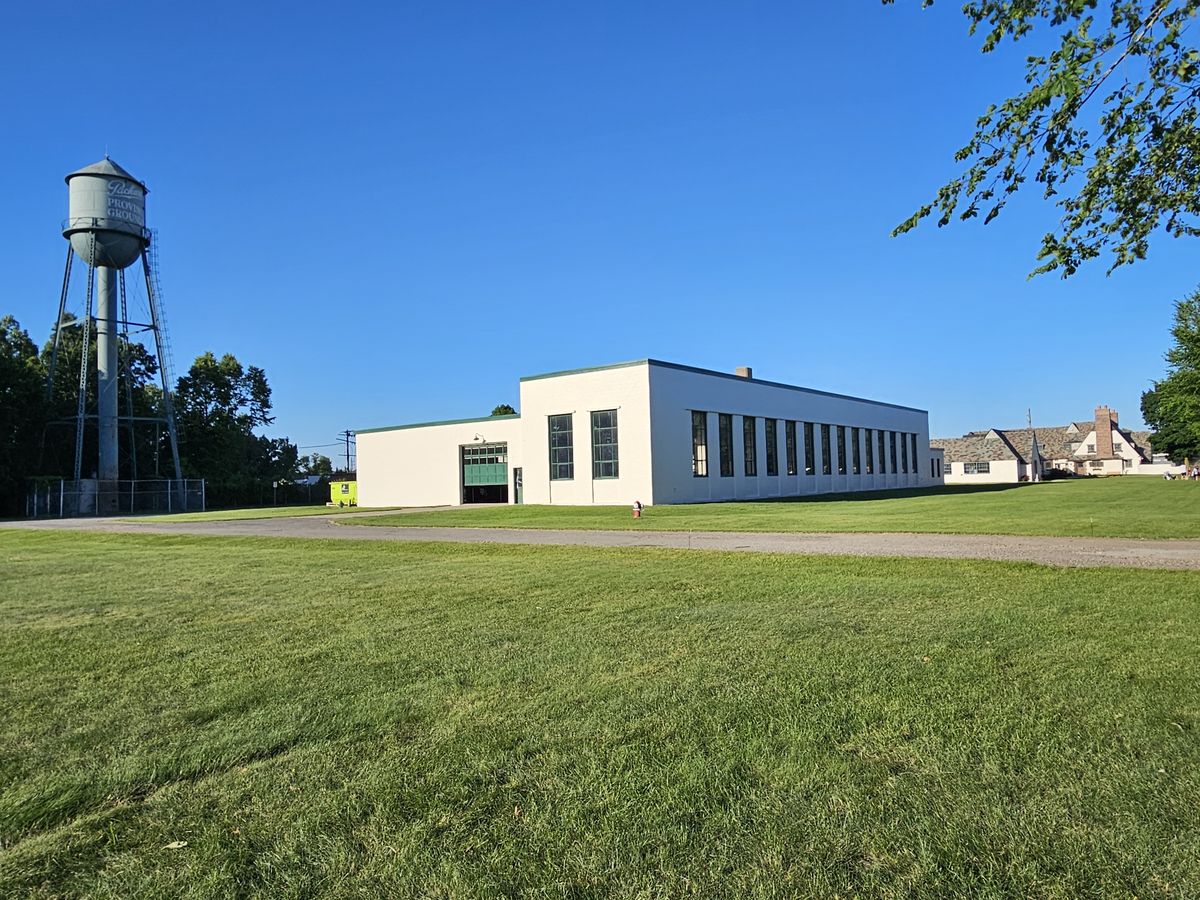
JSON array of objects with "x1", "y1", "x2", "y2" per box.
[{"x1": 461, "y1": 442, "x2": 509, "y2": 503}]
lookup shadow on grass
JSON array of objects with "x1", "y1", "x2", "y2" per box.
[{"x1": 748, "y1": 481, "x2": 1047, "y2": 505}]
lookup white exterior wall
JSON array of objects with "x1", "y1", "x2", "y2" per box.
[
  {"x1": 929, "y1": 447, "x2": 945, "y2": 483},
  {"x1": 942, "y1": 459, "x2": 1021, "y2": 485},
  {"x1": 646, "y1": 364, "x2": 934, "y2": 505},
  {"x1": 518, "y1": 365, "x2": 653, "y2": 506},
  {"x1": 357, "y1": 417, "x2": 524, "y2": 508},
  {"x1": 1071, "y1": 427, "x2": 1157, "y2": 475}
]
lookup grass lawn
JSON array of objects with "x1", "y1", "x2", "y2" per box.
[
  {"x1": 122, "y1": 505, "x2": 395, "y2": 523},
  {"x1": 1, "y1": 531, "x2": 1198, "y2": 896},
  {"x1": 352, "y1": 477, "x2": 1200, "y2": 540}
]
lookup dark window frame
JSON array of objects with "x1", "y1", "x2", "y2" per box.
[
  {"x1": 743, "y1": 416, "x2": 758, "y2": 477},
  {"x1": 890, "y1": 431, "x2": 898, "y2": 473},
  {"x1": 804, "y1": 422, "x2": 815, "y2": 475},
  {"x1": 785, "y1": 420, "x2": 797, "y2": 476},
  {"x1": 765, "y1": 418, "x2": 778, "y2": 476},
  {"x1": 864, "y1": 428, "x2": 874, "y2": 474},
  {"x1": 591, "y1": 409, "x2": 619, "y2": 479},
  {"x1": 548, "y1": 413, "x2": 574, "y2": 481},
  {"x1": 719, "y1": 413, "x2": 734, "y2": 477},
  {"x1": 821, "y1": 424, "x2": 832, "y2": 475},
  {"x1": 691, "y1": 410, "x2": 708, "y2": 478}
]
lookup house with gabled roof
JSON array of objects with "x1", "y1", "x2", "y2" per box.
[{"x1": 932, "y1": 406, "x2": 1174, "y2": 484}]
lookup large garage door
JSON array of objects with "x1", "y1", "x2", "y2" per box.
[{"x1": 462, "y1": 442, "x2": 509, "y2": 504}]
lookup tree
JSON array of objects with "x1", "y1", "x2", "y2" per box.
[
  {"x1": 491, "y1": 403, "x2": 516, "y2": 416},
  {"x1": 175, "y1": 352, "x2": 297, "y2": 506},
  {"x1": 0, "y1": 317, "x2": 46, "y2": 514},
  {"x1": 299, "y1": 452, "x2": 334, "y2": 476},
  {"x1": 889, "y1": 1, "x2": 1200, "y2": 276},
  {"x1": 1142, "y1": 289, "x2": 1200, "y2": 461}
]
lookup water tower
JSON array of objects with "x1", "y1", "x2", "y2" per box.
[{"x1": 42, "y1": 157, "x2": 186, "y2": 515}]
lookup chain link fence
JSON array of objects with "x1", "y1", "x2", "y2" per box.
[{"x1": 26, "y1": 479, "x2": 205, "y2": 517}]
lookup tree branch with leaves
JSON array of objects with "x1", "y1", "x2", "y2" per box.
[{"x1": 888, "y1": 0, "x2": 1200, "y2": 276}]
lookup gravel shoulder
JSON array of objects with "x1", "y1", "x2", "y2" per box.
[{"x1": 4, "y1": 514, "x2": 1200, "y2": 569}]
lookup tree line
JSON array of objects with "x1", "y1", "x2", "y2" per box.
[{"x1": 0, "y1": 314, "x2": 332, "y2": 516}]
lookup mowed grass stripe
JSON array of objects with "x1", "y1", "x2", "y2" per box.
[
  {"x1": 351, "y1": 477, "x2": 1200, "y2": 540},
  {"x1": 0, "y1": 531, "x2": 1197, "y2": 897}
]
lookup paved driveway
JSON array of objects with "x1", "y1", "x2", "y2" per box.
[{"x1": 5, "y1": 514, "x2": 1200, "y2": 570}]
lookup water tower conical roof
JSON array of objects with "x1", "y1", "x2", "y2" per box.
[{"x1": 65, "y1": 156, "x2": 146, "y2": 190}]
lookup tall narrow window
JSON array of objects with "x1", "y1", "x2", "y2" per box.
[
  {"x1": 836, "y1": 426, "x2": 848, "y2": 474},
  {"x1": 890, "y1": 431, "x2": 898, "y2": 473},
  {"x1": 719, "y1": 413, "x2": 734, "y2": 477},
  {"x1": 548, "y1": 413, "x2": 573, "y2": 480},
  {"x1": 743, "y1": 416, "x2": 758, "y2": 476},
  {"x1": 878, "y1": 430, "x2": 888, "y2": 474},
  {"x1": 851, "y1": 427, "x2": 861, "y2": 475},
  {"x1": 900, "y1": 431, "x2": 909, "y2": 474},
  {"x1": 804, "y1": 422, "x2": 815, "y2": 475},
  {"x1": 691, "y1": 411, "x2": 708, "y2": 477},
  {"x1": 591, "y1": 409, "x2": 619, "y2": 479},
  {"x1": 864, "y1": 428, "x2": 874, "y2": 474},
  {"x1": 911, "y1": 434, "x2": 919, "y2": 474},
  {"x1": 821, "y1": 425, "x2": 832, "y2": 475},
  {"x1": 765, "y1": 419, "x2": 778, "y2": 476},
  {"x1": 785, "y1": 421, "x2": 797, "y2": 476}
]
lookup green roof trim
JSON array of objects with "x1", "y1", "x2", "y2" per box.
[
  {"x1": 519, "y1": 359, "x2": 650, "y2": 382},
  {"x1": 355, "y1": 413, "x2": 520, "y2": 435}
]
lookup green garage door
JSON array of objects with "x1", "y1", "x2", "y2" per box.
[{"x1": 462, "y1": 443, "x2": 509, "y2": 503}]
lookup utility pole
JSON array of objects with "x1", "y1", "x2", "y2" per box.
[
  {"x1": 1027, "y1": 408, "x2": 1040, "y2": 483},
  {"x1": 340, "y1": 430, "x2": 355, "y2": 474}
]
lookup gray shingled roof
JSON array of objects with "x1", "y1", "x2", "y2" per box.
[
  {"x1": 1032, "y1": 427, "x2": 1074, "y2": 460},
  {"x1": 996, "y1": 428, "x2": 1039, "y2": 465},
  {"x1": 930, "y1": 433, "x2": 1021, "y2": 463},
  {"x1": 934, "y1": 419, "x2": 1154, "y2": 465},
  {"x1": 1130, "y1": 430, "x2": 1153, "y2": 457}
]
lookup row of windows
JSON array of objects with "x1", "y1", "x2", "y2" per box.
[
  {"x1": 548, "y1": 410, "x2": 620, "y2": 481},
  {"x1": 691, "y1": 412, "x2": 921, "y2": 479}
]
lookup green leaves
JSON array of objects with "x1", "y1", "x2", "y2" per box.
[
  {"x1": 890, "y1": 0, "x2": 1200, "y2": 276},
  {"x1": 1142, "y1": 290, "x2": 1200, "y2": 461}
]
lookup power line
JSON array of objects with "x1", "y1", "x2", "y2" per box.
[{"x1": 339, "y1": 430, "x2": 356, "y2": 473}]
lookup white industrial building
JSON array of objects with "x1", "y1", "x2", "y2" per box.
[{"x1": 357, "y1": 359, "x2": 940, "y2": 507}]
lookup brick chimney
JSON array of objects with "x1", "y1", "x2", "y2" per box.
[
  {"x1": 735, "y1": 366, "x2": 753, "y2": 379},
  {"x1": 1094, "y1": 405, "x2": 1116, "y2": 457}
]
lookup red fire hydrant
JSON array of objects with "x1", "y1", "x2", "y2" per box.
[{"x1": 632, "y1": 500, "x2": 643, "y2": 519}]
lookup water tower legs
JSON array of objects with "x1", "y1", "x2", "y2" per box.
[{"x1": 96, "y1": 266, "x2": 119, "y2": 511}]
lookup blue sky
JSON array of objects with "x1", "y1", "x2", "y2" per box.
[{"x1": 3, "y1": 2, "x2": 1194, "y2": 459}]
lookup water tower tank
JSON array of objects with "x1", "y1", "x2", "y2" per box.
[{"x1": 63, "y1": 157, "x2": 148, "y2": 269}]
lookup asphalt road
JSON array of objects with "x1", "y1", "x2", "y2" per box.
[{"x1": 5, "y1": 513, "x2": 1200, "y2": 570}]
